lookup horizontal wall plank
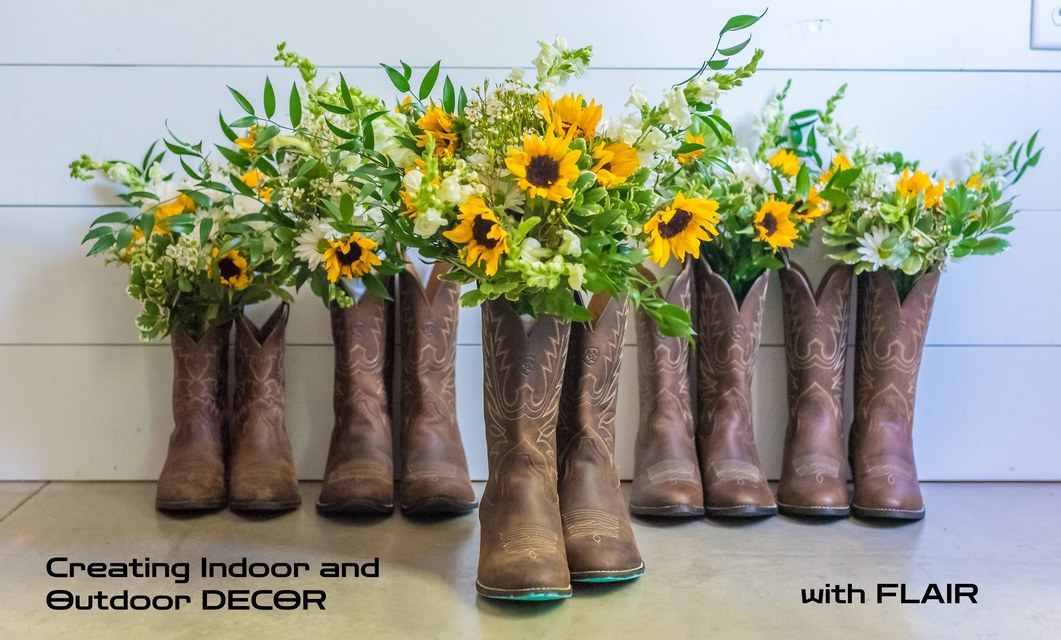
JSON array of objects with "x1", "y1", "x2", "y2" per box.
[
  {"x1": 2, "y1": 1, "x2": 1058, "y2": 71},
  {"x1": 3, "y1": 206, "x2": 1056, "y2": 346},
  {"x1": 5, "y1": 67, "x2": 1056, "y2": 211},
  {"x1": 1, "y1": 344, "x2": 1057, "y2": 481}
]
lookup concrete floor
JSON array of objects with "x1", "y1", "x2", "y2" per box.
[{"x1": 0, "y1": 482, "x2": 1058, "y2": 639}]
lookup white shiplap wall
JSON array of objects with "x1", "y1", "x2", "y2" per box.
[{"x1": 2, "y1": 1, "x2": 1059, "y2": 481}]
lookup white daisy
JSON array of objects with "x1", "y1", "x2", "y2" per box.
[
  {"x1": 294, "y1": 218, "x2": 337, "y2": 270},
  {"x1": 856, "y1": 226, "x2": 893, "y2": 270}
]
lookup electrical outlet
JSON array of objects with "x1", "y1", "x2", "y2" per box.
[{"x1": 1031, "y1": 0, "x2": 1061, "y2": 49}]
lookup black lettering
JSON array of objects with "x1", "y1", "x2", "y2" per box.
[
  {"x1": 130, "y1": 595, "x2": 150, "y2": 610},
  {"x1": 303, "y1": 590, "x2": 326, "y2": 610},
  {"x1": 153, "y1": 595, "x2": 173, "y2": 610},
  {"x1": 46, "y1": 557, "x2": 67, "y2": 578},
  {"x1": 901, "y1": 584, "x2": 919, "y2": 604},
  {"x1": 294, "y1": 563, "x2": 310, "y2": 577},
  {"x1": 362, "y1": 558, "x2": 379, "y2": 578},
  {"x1": 801, "y1": 588, "x2": 824, "y2": 604},
  {"x1": 249, "y1": 563, "x2": 269, "y2": 578},
  {"x1": 320, "y1": 563, "x2": 338, "y2": 578},
  {"x1": 955, "y1": 584, "x2": 978, "y2": 604},
  {"x1": 86, "y1": 562, "x2": 107, "y2": 578},
  {"x1": 271, "y1": 563, "x2": 291, "y2": 578},
  {"x1": 252, "y1": 590, "x2": 273, "y2": 610},
  {"x1": 922, "y1": 584, "x2": 945, "y2": 604},
  {"x1": 202, "y1": 590, "x2": 225, "y2": 610},
  {"x1": 878, "y1": 584, "x2": 898, "y2": 603},
  {"x1": 274, "y1": 590, "x2": 300, "y2": 611},
  {"x1": 176, "y1": 595, "x2": 191, "y2": 610},
  {"x1": 47, "y1": 590, "x2": 72, "y2": 610},
  {"x1": 229, "y1": 590, "x2": 249, "y2": 610}
]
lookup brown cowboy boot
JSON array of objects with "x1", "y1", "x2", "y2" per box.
[
  {"x1": 777, "y1": 263, "x2": 852, "y2": 517},
  {"x1": 318, "y1": 284, "x2": 395, "y2": 515},
  {"x1": 694, "y1": 260, "x2": 776, "y2": 517},
  {"x1": 476, "y1": 298, "x2": 572, "y2": 600},
  {"x1": 229, "y1": 304, "x2": 301, "y2": 511},
  {"x1": 155, "y1": 322, "x2": 231, "y2": 510},
  {"x1": 398, "y1": 264, "x2": 477, "y2": 516},
  {"x1": 850, "y1": 269, "x2": 939, "y2": 521},
  {"x1": 557, "y1": 294, "x2": 644, "y2": 582},
  {"x1": 630, "y1": 264, "x2": 704, "y2": 517}
]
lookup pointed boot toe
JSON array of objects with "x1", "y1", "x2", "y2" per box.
[{"x1": 317, "y1": 459, "x2": 394, "y2": 515}]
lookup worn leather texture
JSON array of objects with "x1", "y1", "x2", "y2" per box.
[
  {"x1": 398, "y1": 266, "x2": 477, "y2": 514},
  {"x1": 155, "y1": 322, "x2": 231, "y2": 510},
  {"x1": 850, "y1": 269, "x2": 939, "y2": 519},
  {"x1": 777, "y1": 263, "x2": 853, "y2": 515},
  {"x1": 229, "y1": 304, "x2": 301, "y2": 510},
  {"x1": 476, "y1": 298, "x2": 572, "y2": 597},
  {"x1": 318, "y1": 287, "x2": 395, "y2": 514},
  {"x1": 558, "y1": 295, "x2": 643, "y2": 579},
  {"x1": 630, "y1": 264, "x2": 704, "y2": 516},
  {"x1": 694, "y1": 260, "x2": 776, "y2": 515}
]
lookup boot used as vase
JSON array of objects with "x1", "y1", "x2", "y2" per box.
[
  {"x1": 476, "y1": 298, "x2": 572, "y2": 600},
  {"x1": 155, "y1": 321, "x2": 232, "y2": 511},
  {"x1": 557, "y1": 293, "x2": 643, "y2": 582},
  {"x1": 694, "y1": 260, "x2": 776, "y2": 517},
  {"x1": 850, "y1": 269, "x2": 939, "y2": 521},
  {"x1": 630, "y1": 264, "x2": 704, "y2": 517},
  {"x1": 318, "y1": 282, "x2": 396, "y2": 515},
  {"x1": 229, "y1": 304, "x2": 301, "y2": 512},
  {"x1": 397, "y1": 264, "x2": 477, "y2": 516},
  {"x1": 777, "y1": 263, "x2": 853, "y2": 517}
]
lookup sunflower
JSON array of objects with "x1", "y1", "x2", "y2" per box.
[
  {"x1": 415, "y1": 106, "x2": 457, "y2": 157},
  {"x1": 539, "y1": 93, "x2": 602, "y2": 140},
  {"x1": 754, "y1": 198, "x2": 800, "y2": 253},
  {"x1": 442, "y1": 197, "x2": 510, "y2": 276},
  {"x1": 793, "y1": 187, "x2": 828, "y2": 222},
  {"x1": 966, "y1": 173, "x2": 984, "y2": 190},
  {"x1": 241, "y1": 169, "x2": 272, "y2": 203},
  {"x1": 322, "y1": 234, "x2": 382, "y2": 282},
  {"x1": 769, "y1": 149, "x2": 802, "y2": 177},
  {"x1": 212, "y1": 248, "x2": 251, "y2": 290},
  {"x1": 591, "y1": 141, "x2": 639, "y2": 187},
  {"x1": 676, "y1": 133, "x2": 705, "y2": 164},
  {"x1": 504, "y1": 131, "x2": 582, "y2": 202},
  {"x1": 154, "y1": 193, "x2": 197, "y2": 232},
  {"x1": 644, "y1": 192, "x2": 721, "y2": 267},
  {"x1": 822, "y1": 154, "x2": 852, "y2": 183}
]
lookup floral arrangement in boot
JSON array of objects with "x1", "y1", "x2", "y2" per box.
[
  {"x1": 71, "y1": 138, "x2": 293, "y2": 340},
  {"x1": 219, "y1": 44, "x2": 409, "y2": 309}
]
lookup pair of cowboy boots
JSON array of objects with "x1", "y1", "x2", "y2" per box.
[
  {"x1": 778, "y1": 264, "x2": 938, "y2": 520},
  {"x1": 317, "y1": 265, "x2": 477, "y2": 516},
  {"x1": 631, "y1": 261, "x2": 776, "y2": 517},
  {"x1": 156, "y1": 304, "x2": 300, "y2": 512},
  {"x1": 475, "y1": 296, "x2": 642, "y2": 601}
]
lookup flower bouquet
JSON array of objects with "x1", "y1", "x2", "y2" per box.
[
  {"x1": 818, "y1": 103, "x2": 1042, "y2": 520},
  {"x1": 71, "y1": 134, "x2": 300, "y2": 511}
]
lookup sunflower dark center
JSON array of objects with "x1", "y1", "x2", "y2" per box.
[
  {"x1": 760, "y1": 213, "x2": 779, "y2": 236},
  {"x1": 658, "y1": 209, "x2": 693, "y2": 239},
  {"x1": 526, "y1": 155, "x2": 560, "y2": 188},
  {"x1": 336, "y1": 242, "x2": 362, "y2": 266},
  {"x1": 792, "y1": 199, "x2": 804, "y2": 214},
  {"x1": 600, "y1": 162, "x2": 613, "y2": 172},
  {"x1": 218, "y1": 258, "x2": 241, "y2": 280},
  {"x1": 472, "y1": 216, "x2": 499, "y2": 249}
]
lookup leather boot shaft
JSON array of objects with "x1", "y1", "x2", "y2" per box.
[
  {"x1": 317, "y1": 288, "x2": 395, "y2": 514},
  {"x1": 630, "y1": 264, "x2": 704, "y2": 517},
  {"x1": 777, "y1": 263, "x2": 853, "y2": 516},
  {"x1": 851, "y1": 269, "x2": 939, "y2": 520},
  {"x1": 557, "y1": 295, "x2": 643, "y2": 580},
  {"x1": 398, "y1": 266, "x2": 477, "y2": 515},
  {"x1": 229, "y1": 304, "x2": 301, "y2": 511},
  {"x1": 156, "y1": 322, "x2": 231, "y2": 510},
  {"x1": 476, "y1": 297, "x2": 572, "y2": 599},
  {"x1": 694, "y1": 259, "x2": 776, "y2": 516}
]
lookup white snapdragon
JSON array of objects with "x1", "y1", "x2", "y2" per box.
[
  {"x1": 147, "y1": 162, "x2": 165, "y2": 184},
  {"x1": 106, "y1": 162, "x2": 133, "y2": 186},
  {"x1": 373, "y1": 117, "x2": 416, "y2": 168},
  {"x1": 414, "y1": 207, "x2": 446, "y2": 239},
  {"x1": 729, "y1": 148, "x2": 775, "y2": 193},
  {"x1": 567, "y1": 263, "x2": 587, "y2": 291},
  {"x1": 403, "y1": 169, "x2": 425, "y2": 195},
  {"x1": 438, "y1": 175, "x2": 463, "y2": 204},
  {"x1": 519, "y1": 237, "x2": 551, "y2": 264},
  {"x1": 688, "y1": 78, "x2": 721, "y2": 104},
  {"x1": 599, "y1": 112, "x2": 643, "y2": 146},
  {"x1": 626, "y1": 84, "x2": 649, "y2": 109},
  {"x1": 660, "y1": 87, "x2": 692, "y2": 128},
  {"x1": 558, "y1": 230, "x2": 582, "y2": 257}
]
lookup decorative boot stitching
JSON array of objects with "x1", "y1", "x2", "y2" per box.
[{"x1": 562, "y1": 509, "x2": 620, "y2": 542}]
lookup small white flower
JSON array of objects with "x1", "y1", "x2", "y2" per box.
[
  {"x1": 402, "y1": 170, "x2": 425, "y2": 195},
  {"x1": 438, "y1": 175, "x2": 463, "y2": 204},
  {"x1": 519, "y1": 237, "x2": 551, "y2": 263},
  {"x1": 689, "y1": 78, "x2": 721, "y2": 104},
  {"x1": 148, "y1": 162, "x2": 165, "y2": 184},
  {"x1": 567, "y1": 263, "x2": 587, "y2": 291},
  {"x1": 626, "y1": 84, "x2": 648, "y2": 109},
  {"x1": 414, "y1": 207, "x2": 446, "y2": 238},
  {"x1": 558, "y1": 230, "x2": 582, "y2": 257},
  {"x1": 660, "y1": 88, "x2": 692, "y2": 128},
  {"x1": 856, "y1": 226, "x2": 894, "y2": 270},
  {"x1": 507, "y1": 67, "x2": 526, "y2": 82},
  {"x1": 294, "y1": 218, "x2": 335, "y2": 271}
]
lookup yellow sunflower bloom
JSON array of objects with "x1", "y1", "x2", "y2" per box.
[
  {"x1": 539, "y1": 93, "x2": 602, "y2": 140},
  {"x1": 676, "y1": 133, "x2": 705, "y2": 164},
  {"x1": 240, "y1": 169, "x2": 272, "y2": 203},
  {"x1": 895, "y1": 168, "x2": 934, "y2": 201},
  {"x1": 769, "y1": 149, "x2": 802, "y2": 177},
  {"x1": 966, "y1": 173, "x2": 984, "y2": 190},
  {"x1": 154, "y1": 193, "x2": 197, "y2": 232},
  {"x1": 924, "y1": 179, "x2": 946, "y2": 208},
  {"x1": 212, "y1": 248, "x2": 251, "y2": 290},
  {"x1": 504, "y1": 131, "x2": 582, "y2": 202},
  {"x1": 822, "y1": 154, "x2": 852, "y2": 183},
  {"x1": 644, "y1": 192, "x2": 721, "y2": 267},
  {"x1": 591, "y1": 141, "x2": 639, "y2": 188},
  {"x1": 442, "y1": 196, "x2": 510, "y2": 276},
  {"x1": 415, "y1": 106, "x2": 457, "y2": 157},
  {"x1": 793, "y1": 187, "x2": 828, "y2": 222},
  {"x1": 322, "y1": 234, "x2": 382, "y2": 282},
  {"x1": 754, "y1": 198, "x2": 800, "y2": 253}
]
